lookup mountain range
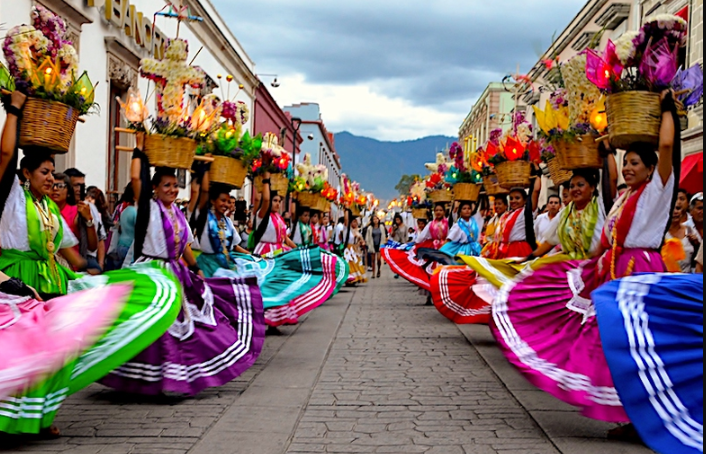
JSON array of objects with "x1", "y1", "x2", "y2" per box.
[{"x1": 333, "y1": 132, "x2": 456, "y2": 200}]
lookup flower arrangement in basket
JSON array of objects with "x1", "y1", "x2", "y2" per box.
[
  {"x1": 408, "y1": 180, "x2": 431, "y2": 219},
  {"x1": 486, "y1": 113, "x2": 540, "y2": 189},
  {"x1": 1, "y1": 6, "x2": 98, "y2": 153},
  {"x1": 586, "y1": 14, "x2": 703, "y2": 149},
  {"x1": 534, "y1": 56, "x2": 605, "y2": 170},
  {"x1": 251, "y1": 132, "x2": 292, "y2": 194},
  {"x1": 114, "y1": 38, "x2": 219, "y2": 169},
  {"x1": 424, "y1": 153, "x2": 453, "y2": 203},
  {"x1": 292, "y1": 154, "x2": 330, "y2": 211},
  {"x1": 196, "y1": 81, "x2": 259, "y2": 188},
  {"x1": 339, "y1": 174, "x2": 366, "y2": 216},
  {"x1": 445, "y1": 141, "x2": 482, "y2": 201},
  {"x1": 476, "y1": 130, "x2": 508, "y2": 196}
]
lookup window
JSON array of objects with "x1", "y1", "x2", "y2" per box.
[{"x1": 107, "y1": 83, "x2": 129, "y2": 208}]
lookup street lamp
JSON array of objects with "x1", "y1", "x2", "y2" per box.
[{"x1": 258, "y1": 74, "x2": 280, "y2": 88}]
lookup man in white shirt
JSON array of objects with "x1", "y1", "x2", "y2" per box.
[{"x1": 535, "y1": 195, "x2": 561, "y2": 244}]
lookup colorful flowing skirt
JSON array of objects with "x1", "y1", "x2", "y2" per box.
[
  {"x1": 100, "y1": 261, "x2": 265, "y2": 396},
  {"x1": 0, "y1": 262, "x2": 182, "y2": 434},
  {"x1": 383, "y1": 241, "x2": 439, "y2": 291},
  {"x1": 430, "y1": 266, "x2": 490, "y2": 325},
  {"x1": 220, "y1": 247, "x2": 328, "y2": 327},
  {"x1": 593, "y1": 273, "x2": 704, "y2": 454},
  {"x1": 345, "y1": 245, "x2": 368, "y2": 285},
  {"x1": 491, "y1": 249, "x2": 666, "y2": 423},
  {"x1": 0, "y1": 285, "x2": 130, "y2": 398}
]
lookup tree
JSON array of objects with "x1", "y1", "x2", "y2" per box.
[{"x1": 395, "y1": 174, "x2": 421, "y2": 197}]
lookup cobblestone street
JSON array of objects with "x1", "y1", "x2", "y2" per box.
[{"x1": 3, "y1": 271, "x2": 653, "y2": 454}]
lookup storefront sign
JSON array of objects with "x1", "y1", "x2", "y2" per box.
[{"x1": 87, "y1": 0, "x2": 166, "y2": 59}]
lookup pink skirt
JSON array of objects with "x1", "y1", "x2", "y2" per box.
[{"x1": 491, "y1": 249, "x2": 665, "y2": 423}]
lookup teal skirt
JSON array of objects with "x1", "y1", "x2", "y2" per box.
[{"x1": 211, "y1": 246, "x2": 325, "y2": 310}]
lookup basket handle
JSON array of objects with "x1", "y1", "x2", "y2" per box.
[{"x1": 1, "y1": 89, "x2": 86, "y2": 123}]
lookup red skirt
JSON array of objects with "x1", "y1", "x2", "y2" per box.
[
  {"x1": 430, "y1": 266, "x2": 491, "y2": 325},
  {"x1": 382, "y1": 241, "x2": 438, "y2": 291}
]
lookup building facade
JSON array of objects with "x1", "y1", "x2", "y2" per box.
[
  {"x1": 283, "y1": 103, "x2": 342, "y2": 191},
  {"x1": 1, "y1": 0, "x2": 257, "y2": 203},
  {"x1": 458, "y1": 82, "x2": 515, "y2": 150}
]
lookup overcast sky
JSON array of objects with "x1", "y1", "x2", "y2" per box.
[{"x1": 213, "y1": 0, "x2": 586, "y2": 141}]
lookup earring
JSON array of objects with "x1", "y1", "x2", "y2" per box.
[{"x1": 23, "y1": 180, "x2": 30, "y2": 192}]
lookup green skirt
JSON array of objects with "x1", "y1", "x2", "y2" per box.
[
  {"x1": 0, "y1": 249, "x2": 78, "y2": 297},
  {"x1": 0, "y1": 262, "x2": 182, "y2": 435}
]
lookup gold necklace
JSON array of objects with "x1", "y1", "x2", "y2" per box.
[{"x1": 33, "y1": 197, "x2": 56, "y2": 253}]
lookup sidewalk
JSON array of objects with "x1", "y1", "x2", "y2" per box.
[{"x1": 3, "y1": 270, "x2": 654, "y2": 454}]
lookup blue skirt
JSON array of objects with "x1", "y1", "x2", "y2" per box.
[
  {"x1": 440, "y1": 241, "x2": 480, "y2": 258},
  {"x1": 593, "y1": 273, "x2": 704, "y2": 454}
]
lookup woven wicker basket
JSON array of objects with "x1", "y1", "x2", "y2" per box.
[
  {"x1": 546, "y1": 158, "x2": 573, "y2": 186},
  {"x1": 453, "y1": 183, "x2": 481, "y2": 202},
  {"x1": 483, "y1": 175, "x2": 510, "y2": 196},
  {"x1": 315, "y1": 196, "x2": 331, "y2": 213},
  {"x1": 297, "y1": 192, "x2": 319, "y2": 209},
  {"x1": 606, "y1": 91, "x2": 662, "y2": 150},
  {"x1": 555, "y1": 134, "x2": 603, "y2": 170},
  {"x1": 210, "y1": 156, "x2": 248, "y2": 189},
  {"x1": 429, "y1": 189, "x2": 453, "y2": 203},
  {"x1": 412, "y1": 208, "x2": 429, "y2": 220},
  {"x1": 254, "y1": 173, "x2": 290, "y2": 195},
  {"x1": 350, "y1": 205, "x2": 362, "y2": 217},
  {"x1": 19, "y1": 98, "x2": 80, "y2": 154},
  {"x1": 496, "y1": 161, "x2": 531, "y2": 189},
  {"x1": 144, "y1": 135, "x2": 197, "y2": 169}
]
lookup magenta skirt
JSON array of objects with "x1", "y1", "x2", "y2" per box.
[{"x1": 491, "y1": 249, "x2": 665, "y2": 423}]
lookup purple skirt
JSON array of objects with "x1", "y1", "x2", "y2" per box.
[
  {"x1": 102, "y1": 263, "x2": 265, "y2": 396},
  {"x1": 491, "y1": 249, "x2": 665, "y2": 423}
]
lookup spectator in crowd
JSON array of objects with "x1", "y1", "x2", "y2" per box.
[
  {"x1": 690, "y1": 193, "x2": 703, "y2": 240},
  {"x1": 106, "y1": 184, "x2": 137, "y2": 270},
  {"x1": 50, "y1": 173, "x2": 100, "y2": 273},
  {"x1": 665, "y1": 207, "x2": 698, "y2": 273},
  {"x1": 561, "y1": 185, "x2": 571, "y2": 207},
  {"x1": 64, "y1": 168, "x2": 107, "y2": 271}
]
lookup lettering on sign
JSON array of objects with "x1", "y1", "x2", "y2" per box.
[{"x1": 86, "y1": 0, "x2": 166, "y2": 59}]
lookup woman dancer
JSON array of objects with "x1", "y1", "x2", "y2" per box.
[
  {"x1": 342, "y1": 212, "x2": 368, "y2": 285},
  {"x1": 365, "y1": 215, "x2": 389, "y2": 279},
  {"x1": 0, "y1": 92, "x2": 181, "y2": 436},
  {"x1": 291, "y1": 205, "x2": 314, "y2": 247},
  {"x1": 384, "y1": 204, "x2": 448, "y2": 289},
  {"x1": 196, "y1": 174, "x2": 342, "y2": 328},
  {"x1": 99, "y1": 143, "x2": 265, "y2": 397},
  {"x1": 428, "y1": 200, "x2": 492, "y2": 324},
  {"x1": 481, "y1": 196, "x2": 508, "y2": 256},
  {"x1": 491, "y1": 90, "x2": 680, "y2": 426}
]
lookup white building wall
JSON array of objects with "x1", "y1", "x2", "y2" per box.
[{"x1": 1, "y1": 0, "x2": 255, "y2": 199}]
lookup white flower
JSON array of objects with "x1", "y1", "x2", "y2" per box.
[{"x1": 615, "y1": 31, "x2": 639, "y2": 65}]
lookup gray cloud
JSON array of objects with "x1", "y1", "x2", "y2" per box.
[{"x1": 214, "y1": 0, "x2": 585, "y2": 134}]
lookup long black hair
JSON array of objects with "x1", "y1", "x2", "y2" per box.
[
  {"x1": 252, "y1": 190, "x2": 279, "y2": 249},
  {"x1": 193, "y1": 182, "x2": 232, "y2": 241}
]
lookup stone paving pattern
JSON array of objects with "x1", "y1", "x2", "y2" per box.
[{"x1": 1, "y1": 270, "x2": 654, "y2": 454}]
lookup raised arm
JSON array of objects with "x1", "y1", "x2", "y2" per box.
[
  {"x1": 657, "y1": 90, "x2": 676, "y2": 186},
  {"x1": 0, "y1": 92, "x2": 26, "y2": 179},
  {"x1": 531, "y1": 169, "x2": 542, "y2": 213},
  {"x1": 257, "y1": 171, "x2": 272, "y2": 220},
  {"x1": 131, "y1": 132, "x2": 146, "y2": 202},
  {"x1": 196, "y1": 167, "x2": 210, "y2": 213}
]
